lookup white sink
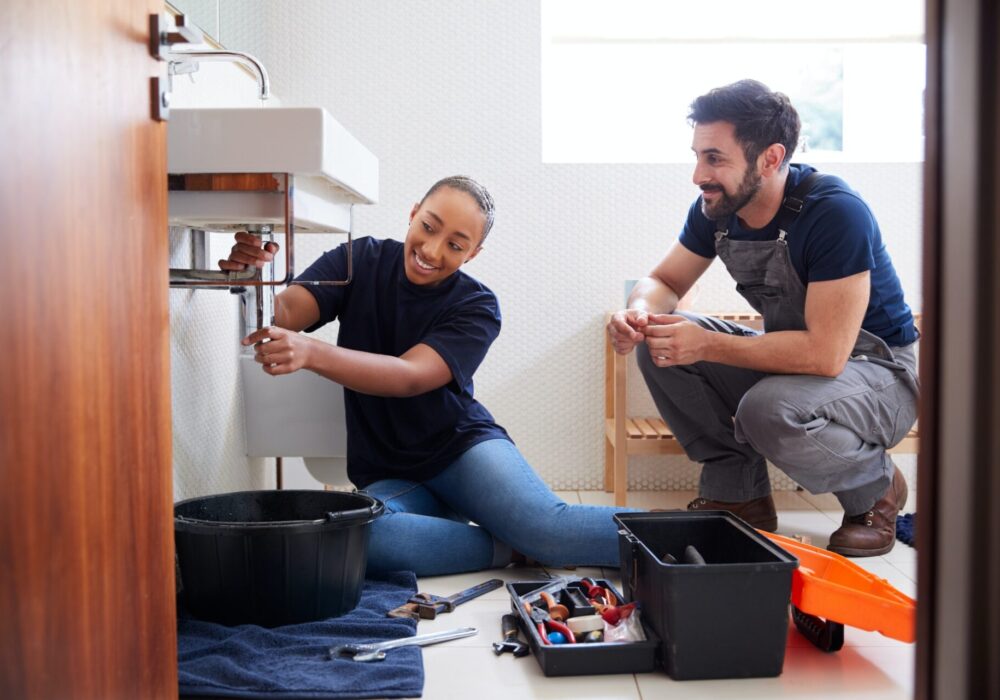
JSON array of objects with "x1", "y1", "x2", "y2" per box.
[{"x1": 168, "y1": 107, "x2": 378, "y2": 232}]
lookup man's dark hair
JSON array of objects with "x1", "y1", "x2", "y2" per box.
[
  {"x1": 688, "y1": 80, "x2": 800, "y2": 169},
  {"x1": 420, "y1": 175, "x2": 496, "y2": 242}
]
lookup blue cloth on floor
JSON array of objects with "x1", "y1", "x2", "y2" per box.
[
  {"x1": 178, "y1": 572, "x2": 422, "y2": 699},
  {"x1": 896, "y1": 512, "x2": 916, "y2": 547}
]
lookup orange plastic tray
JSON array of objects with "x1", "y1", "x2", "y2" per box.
[{"x1": 761, "y1": 531, "x2": 916, "y2": 643}]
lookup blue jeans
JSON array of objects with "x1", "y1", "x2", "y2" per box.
[{"x1": 360, "y1": 439, "x2": 639, "y2": 576}]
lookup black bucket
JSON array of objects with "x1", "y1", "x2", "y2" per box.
[{"x1": 174, "y1": 490, "x2": 383, "y2": 627}]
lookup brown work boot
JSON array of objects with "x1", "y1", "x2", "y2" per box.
[
  {"x1": 827, "y1": 465, "x2": 908, "y2": 557},
  {"x1": 687, "y1": 494, "x2": 778, "y2": 532}
]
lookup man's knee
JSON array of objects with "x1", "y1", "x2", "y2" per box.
[
  {"x1": 635, "y1": 346, "x2": 690, "y2": 391},
  {"x1": 635, "y1": 345, "x2": 655, "y2": 375}
]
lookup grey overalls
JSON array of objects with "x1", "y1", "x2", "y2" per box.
[{"x1": 637, "y1": 191, "x2": 919, "y2": 515}]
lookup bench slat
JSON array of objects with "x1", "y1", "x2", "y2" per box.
[
  {"x1": 633, "y1": 417, "x2": 659, "y2": 438},
  {"x1": 649, "y1": 418, "x2": 673, "y2": 438}
]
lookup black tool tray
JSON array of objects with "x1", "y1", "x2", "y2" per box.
[{"x1": 507, "y1": 579, "x2": 659, "y2": 677}]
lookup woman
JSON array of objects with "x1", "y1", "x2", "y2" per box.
[{"x1": 225, "y1": 176, "x2": 636, "y2": 576}]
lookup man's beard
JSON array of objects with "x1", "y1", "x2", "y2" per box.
[{"x1": 700, "y1": 164, "x2": 763, "y2": 221}]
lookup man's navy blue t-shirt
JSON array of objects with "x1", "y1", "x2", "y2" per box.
[
  {"x1": 678, "y1": 163, "x2": 918, "y2": 347},
  {"x1": 296, "y1": 236, "x2": 510, "y2": 488}
]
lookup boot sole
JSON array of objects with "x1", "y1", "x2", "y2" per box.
[
  {"x1": 827, "y1": 540, "x2": 895, "y2": 557},
  {"x1": 752, "y1": 517, "x2": 779, "y2": 533}
]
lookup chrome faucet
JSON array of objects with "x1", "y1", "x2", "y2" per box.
[{"x1": 167, "y1": 49, "x2": 271, "y2": 101}]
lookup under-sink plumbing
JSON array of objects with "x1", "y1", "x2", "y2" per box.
[{"x1": 233, "y1": 225, "x2": 277, "y2": 342}]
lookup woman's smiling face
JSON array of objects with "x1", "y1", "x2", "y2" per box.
[{"x1": 403, "y1": 186, "x2": 486, "y2": 286}]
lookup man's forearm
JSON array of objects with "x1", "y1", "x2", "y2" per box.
[
  {"x1": 628, "y1": 276, "x2": 680, "y2": 315},
  {"x1": 704, "y1": 329, "x2": 850, "y2": 377}
]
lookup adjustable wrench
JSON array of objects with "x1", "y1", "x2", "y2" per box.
[
  {"x1": 387, "y1": 578, "x2": 504, "y2": 620},
  {"x1": 330, "y1": 626, "x2": 478, "y2": 662}
]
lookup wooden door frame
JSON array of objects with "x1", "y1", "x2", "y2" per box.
[{"x1": 919, "y1": 0, "x2": 1000, "y2": 697}]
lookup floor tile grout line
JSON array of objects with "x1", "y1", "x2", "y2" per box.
[
  {"x1": 881, "y1": 556, "x2": 919, "y2": 583},
  {"x1": 633, "y1": 672, "x2": 644, "y2": 699}
]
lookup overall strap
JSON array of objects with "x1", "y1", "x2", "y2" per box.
[
  {"x1": 716, "y1": 171, "x2": 825, "y2": 236},
  {"x1": 775, "y1": 171, "x2": 825, "y2": 233}
]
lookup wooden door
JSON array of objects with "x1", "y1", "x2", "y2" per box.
[{"x1": 0, "y1": 1, "x2": 176, "y2": 698}]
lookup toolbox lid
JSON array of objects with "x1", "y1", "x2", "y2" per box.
[{"x1": 762, "y1": 531, "x2": 916, "y2": 642}]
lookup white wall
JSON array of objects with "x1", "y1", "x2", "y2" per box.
[{"x1": 168, "y1": 0, "x2": 922, "y2": 493}]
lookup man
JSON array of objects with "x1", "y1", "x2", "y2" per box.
[{"x1": 607, "y1": 80, "x2": 919, "y2": 556}]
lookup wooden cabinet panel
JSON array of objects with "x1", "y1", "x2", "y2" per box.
[{"x1": 0, "y1": 1, "x2": 176, "y2": 697}]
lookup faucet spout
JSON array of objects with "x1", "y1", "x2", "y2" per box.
[{"x1": 168, "y1": 49, "x2": 271, "y2": 101}]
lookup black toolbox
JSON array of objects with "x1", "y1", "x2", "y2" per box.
[
  {"x1": 615, "y1": 511, "x2": 797, "y2": 680},
  {"x1": 507, "y1": 579, "x2": 659, "y2": 677}
]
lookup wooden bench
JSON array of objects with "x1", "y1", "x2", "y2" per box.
[{"x1": 603, "y1": 312, "x2": 921, "y2": 506}]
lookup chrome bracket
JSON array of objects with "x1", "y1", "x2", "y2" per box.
[{"x1": 149, "y1": 13, "x2": 203, "y2": 122}]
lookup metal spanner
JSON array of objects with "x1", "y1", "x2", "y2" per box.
[{"x1": 329, "y1": 626, "x2": 478, "y2": 662}]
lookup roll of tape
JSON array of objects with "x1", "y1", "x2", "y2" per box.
[{"x1": 566, "y1": 614, "x2": 605, "y2": 635}]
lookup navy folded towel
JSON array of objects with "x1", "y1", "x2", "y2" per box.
[
  {"x1": 178, "y1": 572, "x2": 422, "y2": 699},
  {"x1": 896, "y1": 512, "x2": 916, "y2": 547}
]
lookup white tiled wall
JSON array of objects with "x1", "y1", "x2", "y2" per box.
[{"x1": 167, "y1": 1, "x2": 922, "y2": 496}]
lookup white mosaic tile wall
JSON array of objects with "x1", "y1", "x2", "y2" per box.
[{"x1": 188, "y1": 0, "x2": 923, "y2": 492}]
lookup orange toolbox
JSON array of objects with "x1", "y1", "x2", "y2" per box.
[{"x1": 761, "y1": 531, "x2": 916, "y2": 651}]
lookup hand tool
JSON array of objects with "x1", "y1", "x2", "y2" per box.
[
  {"x1": 492, "y1": 614, "x2": 530, "y2": 657},
  {"x1": 524, "y1": 600, "x2": 576, "y2": 644},
  {"x1": 547, "y1": 631, "x2": 567, "y2": 644},
  {"x1": 579, "y1": 577, "x2": 617, "y2": 606},
  {"x1": 538, "y1": 591, "x2": 569, "y2": 621},
  {"x1": 598, "y1": 601, "x2": 637, "y2": 626},
  {"x1": 683, "y1": 544, "x2": 706, "y2": 565},
  {"x1": 522, "y1": 600, "x2": 549, "y2": 645},
  {"x1": 329, "y1": 626, "x2": 478, "y2": 662},
  {"x1": 387, "y1": 578, "x2": 503, "y2": 620}
]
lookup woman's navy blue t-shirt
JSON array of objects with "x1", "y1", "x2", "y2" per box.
[
  {"x1": 678, "y1": 163, "x2": 918, "y2": 347},
  {"x1": 296, "y1": 236, "x2": 510, "y2": 488}
]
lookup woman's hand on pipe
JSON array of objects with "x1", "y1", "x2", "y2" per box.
[
  {"x1": 242, "y1": 326, "x2": 314, "y2": 375},
  {"x1": 219, "y1": 231, "x2": 280, "y2": 271}
]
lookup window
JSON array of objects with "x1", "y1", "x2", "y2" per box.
[{"x1": 541, "y1": 0, "x2": 926, "y2": 163}]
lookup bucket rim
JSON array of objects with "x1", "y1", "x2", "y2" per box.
[{"x1": 173, "y1": 489, "x2": 384, "y2": 529}]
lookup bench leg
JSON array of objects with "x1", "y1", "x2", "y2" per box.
[
  {"x1": 604, "y1": 438, "x2": 614, "y2": 492},
  {"x1": 613, "y1": 441, "x2": 628, "y2": 507}
]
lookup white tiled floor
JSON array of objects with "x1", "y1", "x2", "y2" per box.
[{"x1": 411, "y1": 489, "x2": 918, "y2": 700}]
